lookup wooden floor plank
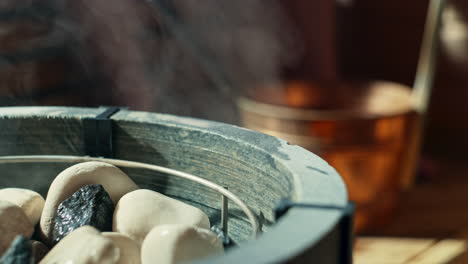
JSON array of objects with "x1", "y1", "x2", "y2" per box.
[
  {"x1": 354, "y1": 237, "x2": 436, "y2": 264},
  {"x1": 354, "y1": 238, "x2": 467, "y2": 264},
  {"x1": 407, "y1": 239, "x2": 467, "y2": 264}
]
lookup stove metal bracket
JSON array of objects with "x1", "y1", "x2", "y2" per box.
[
  {"x1": 274, "y1": 199, "x2": 355, "y2": 264},
  {"x1": 83, "y1": 106, "x2": 125, "y2": 158}
]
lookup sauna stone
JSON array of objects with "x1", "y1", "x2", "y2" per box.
[
  {"x1": 103, "y1": 232, "x2": 141, "y2": 264},
  {"x1": 40, "y1": 161, "x2": 138, "y2": 245},
  {"x1": 31, "y1": 241, "x2": 48, "y2": 264},
  {"x1": 113, "y1": 189, "x2": 210, "y2": 244},
  {"x1": 0, "y1": 236, "x2": 33, "y2": 264},
  {"x1": 0, "y1": 188, "x2": 45, "y2": 226},
  {"x1": 40, "y1": 226, "x2": 119, "y2": 264},
  {"x1": 141, "y1": 224, "x2": 224, "y2": 264},
  {"x1": 52, "y1": 184, "x2": 114, "y2": 245},
  {"x1": 211, "y1": 225, "x2": 231, "y2": 246},
  {"x1": 0, "y1": 201, "x2": 34, "y2": 255}
]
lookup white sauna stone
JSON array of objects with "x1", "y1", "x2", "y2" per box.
[
  {"x1": 141, "y1": 224, "x2": 223, "y2": 264},
  {"x1": 0, "y1": 200, "x2": 34, "y2": 255},
  {"x1": 39, "y1": 226, "x2": 119, "y2": 264},
  {"x1": 40, "y1": 161, "x2": 138, "y2": 245},
  {"x1": 0, "y1": 188, "x2": 45, "y2": 225},
  {"x1": 102, "y1": 232, "x2": 141, "y2": 264},
  {"x1": 113, "y1": 189, "x2": 210, "y2": 244}
]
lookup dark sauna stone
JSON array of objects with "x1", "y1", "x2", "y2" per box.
[
  {"x1": 52, "y1": 184, "x2": 114, "y2": 245},
  {"x1": 31, "y1": 241, "x2": 48, "y2": 263},
  {"x1": 0, "y1": 236, "x2": 33, "y2": 264},
  {"x1": 211, "y1": 225, "x2": 233, "y2": 248}
]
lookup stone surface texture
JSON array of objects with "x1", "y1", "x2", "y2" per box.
[
  {"x1": 141, "y1": 224, "x2": 223, "y2": 264},
  {"x1": 103, "y1": 232, "x2": 141, "y2": 264},
  {"x1": 0, "y1": 201, "x2": 34, "y2": 256},
  {"x1": 0, "y1": 188, "x2": 45, "y2": 226},
  {"x1": 0, "y1": 236, "x2": 33, "y2": 264},
  {"x1": 40, "y1": 161, "x2": 138, "y2": 245},
  {"x1": 52, "y1": 184, "x2": 114, "y2": 245},
  {"x1": 113, "y1": 189, "x2": 210, "y2": 245},
  {"x1": 39, "y1": 226, "x2": 119, "y2": 264}
]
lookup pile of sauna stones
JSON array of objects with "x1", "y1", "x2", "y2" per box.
[{"x1": 0, "y1": 161, "x2": 224, "y2": 264}]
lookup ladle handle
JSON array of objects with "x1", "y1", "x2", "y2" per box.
[{"x1": 412, "y1": 0, "x2": 446, "y2": 114}]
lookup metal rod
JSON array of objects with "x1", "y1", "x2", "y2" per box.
[
  {"x1": 221, "y1": 187, "x2": 228, "y2": 238},
  {"x1": 412, "y1": 0, "x2": 446, "y2": 114},
  {"x1": 0, "y1": 155, "x2": 259, "y2": 238}
]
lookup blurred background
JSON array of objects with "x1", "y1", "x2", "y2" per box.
[{"x1": 2, "y1": 0, "x2": 468, "y2": 262}]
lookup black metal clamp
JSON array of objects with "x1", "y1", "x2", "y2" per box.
[
  {"x1": 275, "y1": 199, "x2": 355, "y2": 264},
  {"x1": 83, "y1": 106, "x2": 124, "y2": 158}
]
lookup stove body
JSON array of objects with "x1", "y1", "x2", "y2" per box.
[{"x1": 0, "y1": 106, "x2": 349, "y2": 263}]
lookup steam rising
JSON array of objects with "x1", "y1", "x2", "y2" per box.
[{"x1": 1, "y1": 0, "x2": 295, "y2": 123}]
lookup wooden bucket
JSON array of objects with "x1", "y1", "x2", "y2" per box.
[{"x1": 238, "y1": 80, "x2": 421, "y2": 233}]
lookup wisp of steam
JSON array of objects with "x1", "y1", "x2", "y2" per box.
[{"x1": 0, "y1": 0, "x2": 297, "y2": 123}]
